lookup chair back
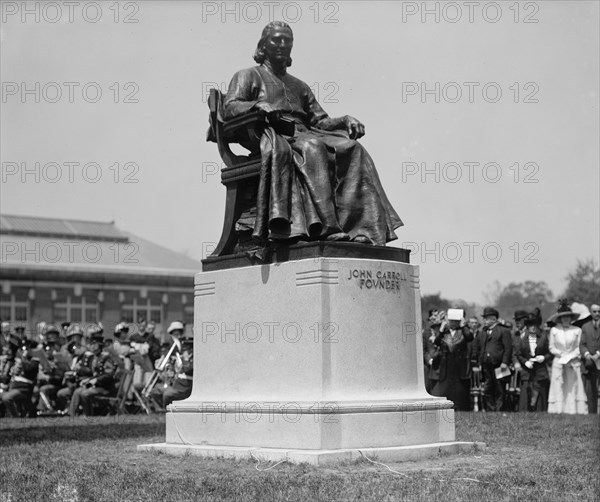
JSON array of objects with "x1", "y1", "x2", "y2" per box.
[{"x1": 115, "y1": 370, "x2": 134, "y2": 410}]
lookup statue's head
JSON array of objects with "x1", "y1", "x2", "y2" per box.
[{"x1": 253, "y1": 21, "x2": 293, "y2": 67}]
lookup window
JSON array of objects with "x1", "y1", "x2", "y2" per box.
[
  {"x1": 183, "y1": 306, "x2": 194, "y2": 327},
  {"x1": 54, "y1": 296, "x2": 99, "y2": 324},
  {"x1": 122, "y1": 297, "x2": 163, "y2": 325},
  {"x1": 0, "y1": 294, "x2": 29, "y2": 323}
]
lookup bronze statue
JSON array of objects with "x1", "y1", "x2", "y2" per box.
[{"x1": 221, "y1": 21, "x2": 402, "y2": 247}]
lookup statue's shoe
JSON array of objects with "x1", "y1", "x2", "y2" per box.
[
  {"x1": 351, "y1": 235, "x2": 373, "y2": 245},
  {"x1": 325, "y1": 232, "x2": 351, "y2": 241}
]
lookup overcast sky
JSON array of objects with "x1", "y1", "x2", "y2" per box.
[{"x1": 1, "y1": 1, "x2": 598, "y2": 304}]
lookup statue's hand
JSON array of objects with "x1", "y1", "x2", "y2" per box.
[
  {"x1": 345, "y1": 116, "x2": 365, "y2": 139},
  {"x1": 254, "y1": 102, "x2": 283, "y2": 122}
]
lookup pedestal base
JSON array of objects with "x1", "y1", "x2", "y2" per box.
[
  {"x1": 137, "y1": 441, "x2": 486, "y2": 466},
  {"x1": 139, "y1": 253, "x2": 484, "y2": 462}
]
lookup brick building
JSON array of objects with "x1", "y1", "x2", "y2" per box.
[{"x1": 0, "y1": 214, "x2": 201, "y2": 341}]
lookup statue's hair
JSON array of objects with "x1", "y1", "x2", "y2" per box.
[{"x1": 253, "y1": 21, "x2": 293, "y2": 66}]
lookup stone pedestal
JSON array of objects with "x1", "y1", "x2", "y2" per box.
[{"x1": 139, "y1": 244, "x2": 482, "y2": 464}]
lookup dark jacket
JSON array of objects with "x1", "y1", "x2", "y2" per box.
[
  {"x1": 424, "y1": 328, "x2": 440, "y2": 381},
  {"x1": 515, "y1": 332, "x2": 550, "y2": 381},
  {"x1": 479, "y1": 323, "x2": 513, "y2": 367},
  {"x1": 433, "y1": 326, "x2": 473, "y2": 381},
  {"x1": 580, "y1": 320, "x2": 600, "y2": 374}
]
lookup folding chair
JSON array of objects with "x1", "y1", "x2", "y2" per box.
[{"x1": 94, "y1": 370, "x2": 135, "y2": 415}]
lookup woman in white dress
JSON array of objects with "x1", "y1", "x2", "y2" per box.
[{"x1": 547, "y1": 302, "x2": 588, "y2": 414}]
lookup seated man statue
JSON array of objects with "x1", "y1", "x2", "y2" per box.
[{"x1": 223, "y1": 21, "x2": 403, "y2": 246}]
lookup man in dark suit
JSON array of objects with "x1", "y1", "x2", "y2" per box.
[
  {"x1": 580, "y1": 304, "x2": 600, "y2": 414},
  {"x1": 511, "y1": 310, "x2": 529, "y2": 374},
  {"x1": 478, "y1": 307, "x2": 513, "y2": 411}
]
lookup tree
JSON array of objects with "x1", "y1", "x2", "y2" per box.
[
  {"x1": 486, "y1": 280, "x2": 555, "y2": 322},
  {"x1": 563, "y1": 259, "x2": 600, "y2": 306}
]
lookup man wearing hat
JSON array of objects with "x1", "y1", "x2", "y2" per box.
[
  {"x1": 478, "y1": 307, "x2": 513, "y2": 411},
  {"x1": 580, "y1": 304, "x2": 600, "y2": 413},
  {"x1": 55, "y1": 323, "x2": 91, "y2": 413},
  {"x1": 514, "y1": 312, "x2": 551, "y2": 411},
  {"x1": 511, "y1": 310, "x2": 529, "y2": 372},
  {"x1": 13, "y1": 323, "x2": 27, "y2": 343},
  {"x1": 1, "y1": 339, "x2": 40, "y2": 417},
  {"x1": 69, "y1": 324, "x2": 116, "y2": 417},
  {"x1": 37, "y1": 324, "x2": 66, "y2": 411}
]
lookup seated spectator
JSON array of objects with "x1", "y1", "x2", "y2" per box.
[
  {"x1": 69, "y1": 325, "x2": 116, "y2": 417},
  {"x1": 37, "y1": 324, "x2": 67, "y2": 412},
  {"x1": 2, "y1": 340, "x2": 39, "y2": 417},
  {"x1": 153, "y1": 322, "x2": 193, "y2": 409}
]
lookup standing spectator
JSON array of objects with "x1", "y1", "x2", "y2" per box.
[
  {"x1": 512, "y1": 310, "x2": 529, "y2": 374},
  {"x1": 547, "y1": 300, "x2": 587, "y2": 414},
  {"x1": 423, "y1": 310, "x2": 445, "y2": 393},
  {"x1": 467, "y1": 316, "x2": 483, "y2": 411},
  {"x1": 467, "y1": 317, "x2": 482, "y2": 361},
  {"x1": 515, "y1": 312, "x2": 551, "y2": 411},
  {"x1": 431, "y1": 309, "x2": 473, "y2": 410},
  {"x1": 478, "y1": 307, "x2": 513, "y2": 412},
  {"x1": 579, "y1": 304, "x2": 600, "y2": 414},
  {"x1": 424, "y1": 310, "x2": 445, "y2": 395}
]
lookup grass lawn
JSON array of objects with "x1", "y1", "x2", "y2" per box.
[{"x1": 1, "y1": 411, "x2": 598, "y2": 501}]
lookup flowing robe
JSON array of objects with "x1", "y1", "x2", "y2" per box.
[{"x1": 223, "y1": 65, "x2": 403, "y2": 245}]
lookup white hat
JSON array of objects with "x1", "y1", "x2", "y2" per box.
[
  {"x1": 114, "y1": 322, "x2": 129, "y2": 334},
  {"x1": 570, "y1": 302, "x2": 591, "y2": 326},
  {"x1": 167, "y1": 321, "x2": 184, "y2": 334}
]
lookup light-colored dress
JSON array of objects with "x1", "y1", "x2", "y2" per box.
[{"x1": 547, "y1": 325, "x2": 588, "y2": 414}]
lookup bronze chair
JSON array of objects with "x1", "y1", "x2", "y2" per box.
[
  {"x1": 207, "y1": 88, "x2": 294, "y2": 257},
  {"x1": 207, "y1": 88, "x2": 265, "y2": 257}
]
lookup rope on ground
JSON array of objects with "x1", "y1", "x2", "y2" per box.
[
  {"x1": 358, "y1": 451, "x2": 410, "y2": 478},
  {"x1": 249, "y1": 450, "x2": 290, "y2": 472}
]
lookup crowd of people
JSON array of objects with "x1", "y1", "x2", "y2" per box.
[
  {"x1": 0, "y1": 319, "x2": 194, "y2": 418},
  {"x1": 423, "y1": 300, "x2": 600, "y2": 414},
  {"x1": 2, "y1": 300, "x2": 598, "y2": 419}
]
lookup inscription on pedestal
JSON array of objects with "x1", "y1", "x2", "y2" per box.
[{"x1": 346, "y1": 268, "x2": 407, "y2": 291}]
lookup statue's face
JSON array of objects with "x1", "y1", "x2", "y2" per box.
[{"x1": 263, "y1": 26, "x2": 293, "y2": 64}]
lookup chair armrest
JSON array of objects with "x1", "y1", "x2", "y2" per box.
[
  {"x1": 223, "y1": 111, "x2": 295, "y2": 142},
  {"x1": 222, "y1": 110, "x2": 267, "y2": 138}
]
